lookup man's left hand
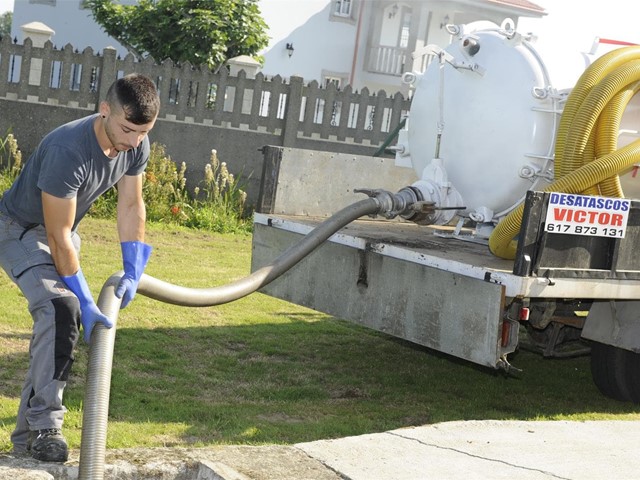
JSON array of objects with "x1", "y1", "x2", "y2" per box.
[{"x1": 115, "y1": 241, "x2": 152, "y2": 308}]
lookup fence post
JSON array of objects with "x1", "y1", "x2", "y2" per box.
[
  {"x1": 17, "y1": 38, "x2": 32, "y2": 100},
  {"x1": 282, "y1": 75, "x2": 303, "y2": 147},
  {"x1": 97, "y1": 46, "x2": 118, "y2": 108}
]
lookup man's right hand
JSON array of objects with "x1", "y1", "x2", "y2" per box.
[
  {"x1": 61, "y1": 268, "x2": 113, "y2": 343},
  {"x1": 78, "y1": 299, "x2": 113, "y2": 343}
]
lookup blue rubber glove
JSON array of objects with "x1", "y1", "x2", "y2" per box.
[
  {"x1": 61, "y1": 269, "x2": 113, "y2": 343},
  {"x1": 115, "y1": 241, "x2": 152, "y2": 309}
]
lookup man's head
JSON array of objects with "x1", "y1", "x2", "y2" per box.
[
  {"x1": 105, "y1": 73, "x2": 160, "y2": 125},
  {"x1": 98, "y1": 73, "x2": 160, "y2": 153}
]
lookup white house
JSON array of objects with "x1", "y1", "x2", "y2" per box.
[
  {"x1": 10, "y1": 0, "x2": 134, "y2": 54},
  {"x1": 9, "y1": 0, "x2": 545, "y2": 95}
]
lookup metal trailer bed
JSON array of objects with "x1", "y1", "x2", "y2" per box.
[{"x1": 250, "y1": 192, "x2": 640, "y2": 370}]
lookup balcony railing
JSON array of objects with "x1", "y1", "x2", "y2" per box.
[{"x1": 367, "y1": 46, "x2": 407, "y2": 76}]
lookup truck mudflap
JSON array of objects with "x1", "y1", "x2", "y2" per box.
[{"x1": 583, "y1": 300, "x2": 640, "y2": 352}]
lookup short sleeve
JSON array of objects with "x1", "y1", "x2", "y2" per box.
[
  {"x1": 36, "y1": 145, "x2": 87, "y2": 199},
  {"x1": 125, "y1": 137, "x2": 150, "y2": 176}
]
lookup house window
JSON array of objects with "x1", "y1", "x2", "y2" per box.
[
  {"x1": 333, "y1": 0, "x2": 352, "y2": 18},
  {"x1": 323, "y1": 76, "x2": 343, "y2": 89},
  {"x1": 399, "y1": 10, "x2": 411, "y2": 48},
  {"x1": 29, "y1": 0, "x2": 56, "y2": 5}
]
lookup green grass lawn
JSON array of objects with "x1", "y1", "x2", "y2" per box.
[{"x1": 1, "y1": 217, "x2": 639, "y2": 452}]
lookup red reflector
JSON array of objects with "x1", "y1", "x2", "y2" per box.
[
  {"x1": 501, "y1": 321, "x2": 511, "y2": 347},
  {"x1": 519, "y1": 307, "x2": 530, "y2": 321}
]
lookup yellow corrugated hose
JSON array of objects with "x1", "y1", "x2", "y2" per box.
[
  {"x1": 595, "y1": 84, "x2": 640, "y2": 197},
  {"x1": 489, "y1": 47, "x2": 640, "y2": 259}
]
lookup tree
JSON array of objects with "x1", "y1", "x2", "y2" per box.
[
  {"x1": 86, "y1": 0, "x2": 269, "y2": 71},
  {"x1": 0, "y1": 11, "x2": 12, "y2": 39}
]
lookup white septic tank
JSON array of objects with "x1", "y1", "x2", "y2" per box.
[{"x1": 398, "y1": 20, "x2": 640, "y2": 226}]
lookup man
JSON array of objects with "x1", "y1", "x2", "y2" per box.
[{"x1": 0, "y1": 73, "x2": 160, "y2": 462}]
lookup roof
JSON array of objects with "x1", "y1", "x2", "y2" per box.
[{"x1": 485, "y1": 0, "x2": 546, "y2": 14}]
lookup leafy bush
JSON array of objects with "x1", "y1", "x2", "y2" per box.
[
  {"x1": 186, "y1": 149, "x2": 249, "y2": 233},
  {"x1": 0, "y1": 133, "x2": 22, "y2": 194},
  {"x1": 139, "y1": 144, "x2": 251, "y2": 233}
]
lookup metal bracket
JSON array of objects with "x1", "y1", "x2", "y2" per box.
[{"x1": 421, "y1": 44, "x2": 485, "y2": 76}]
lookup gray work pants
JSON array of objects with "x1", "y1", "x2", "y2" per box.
[{"x1": 0, "y1": 212, "x2": 81, "y2": 452}]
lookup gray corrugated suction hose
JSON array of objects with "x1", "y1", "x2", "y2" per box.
[
  {"x1": 137, "y1": 198, "x2": 383, "y2": 306},
  {"x1": 78, "y1": 274, "x2": 123, "y2": 480},
  {"x1": 79, "y1": 190, "x2": 423, "y2": 479}
]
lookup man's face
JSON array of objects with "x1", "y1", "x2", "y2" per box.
[{"x1": 103, "y1": 105, "x2": 156, "y2": 153}]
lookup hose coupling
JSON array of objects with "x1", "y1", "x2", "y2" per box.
[
  {"x1": 355, "y1": 186, "x2": 465, "y2": 225},
  {"x1": 354, "y1": 187, "x2": 419, "y2": 219}
]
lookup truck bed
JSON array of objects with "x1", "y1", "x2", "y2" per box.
[{"x1": 253, "y1": 213, "x2": 640, "y2": 300}]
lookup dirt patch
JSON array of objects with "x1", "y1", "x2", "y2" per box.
[{"x1": 0, "y1": 445, "x2": 342, "y2": 480}]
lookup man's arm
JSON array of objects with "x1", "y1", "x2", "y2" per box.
[
  {"x1": 42, "y1": 191, "x2": 79, "y2": 276},
  {"x1": 115, "y1": 173, "x2": 153, "y2": 308},
  {"x1": 117, "y1": 173, "x2": 146, "y2": 242},
  {"x1": 42, "y1": 191, "x2": 112, "y2": 342}
]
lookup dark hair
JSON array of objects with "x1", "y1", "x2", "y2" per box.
[{"x1": 106, "y1": 73, "x2": 160, "y2": 125}]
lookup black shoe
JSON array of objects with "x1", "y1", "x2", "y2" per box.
[{"x1": 30, "y1": 428, "x2": 68, "y2": 463}]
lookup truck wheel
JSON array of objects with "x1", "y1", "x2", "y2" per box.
[{"x1": 590, "y1": 342, "x2": 640, "y2": 403}]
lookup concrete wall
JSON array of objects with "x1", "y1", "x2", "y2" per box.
[
  {"x1": 0, "y1": 98, "x2": 275, "y2": 206},
  {"x1": 0, "y1": 98, "x2": 399, "y2": 208}
]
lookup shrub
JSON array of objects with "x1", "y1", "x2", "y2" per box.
[
  {"x1": 0, "y1": 133, "x2": 22, "y2": 194},
  {"x1": 139, "y1": 144, "x2": 251, "y2": 233},
  {"x1": 187, "y1": 149, "x2": 249, "y2": 233}
]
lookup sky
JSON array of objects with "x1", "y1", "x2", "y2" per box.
[
  {"x1": 517, "y1": 0, "x2": 640, "y2": 54},
  {"x1": 0, "y1": 0, "x2": 11, "y2": 15},
  {"x1": 0, "y1": 0, "x2": 638, "y2": 54}
]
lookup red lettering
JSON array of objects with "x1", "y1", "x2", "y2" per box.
[
  {"x1": 611, "y1": 213, "x2": 623, "y2": 226},
  {"x1": 551, "y1": 208, "x2": 624, "y2": 227},
  {"x1": 553, "y1": 208, "x2": 568, "y2": 221}
]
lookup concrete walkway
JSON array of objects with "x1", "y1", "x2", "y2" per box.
[
  {"x1": 297, "y1": 420, "x2": 640, "y2": 480},
  {"x1": 1, "y1": 420, "x2": 639, "y2": 479}
]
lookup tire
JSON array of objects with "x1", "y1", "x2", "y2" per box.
[
  {"x1": 590, "y1": 341, "x2": 640, "y2": 403},
  {"x1": 625, "y1": 349, "x2": 640, "y2": 403}
]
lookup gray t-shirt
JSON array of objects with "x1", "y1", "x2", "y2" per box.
[{"x1": 0, "y1": 114, "x2": 149, "y2": 229}]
